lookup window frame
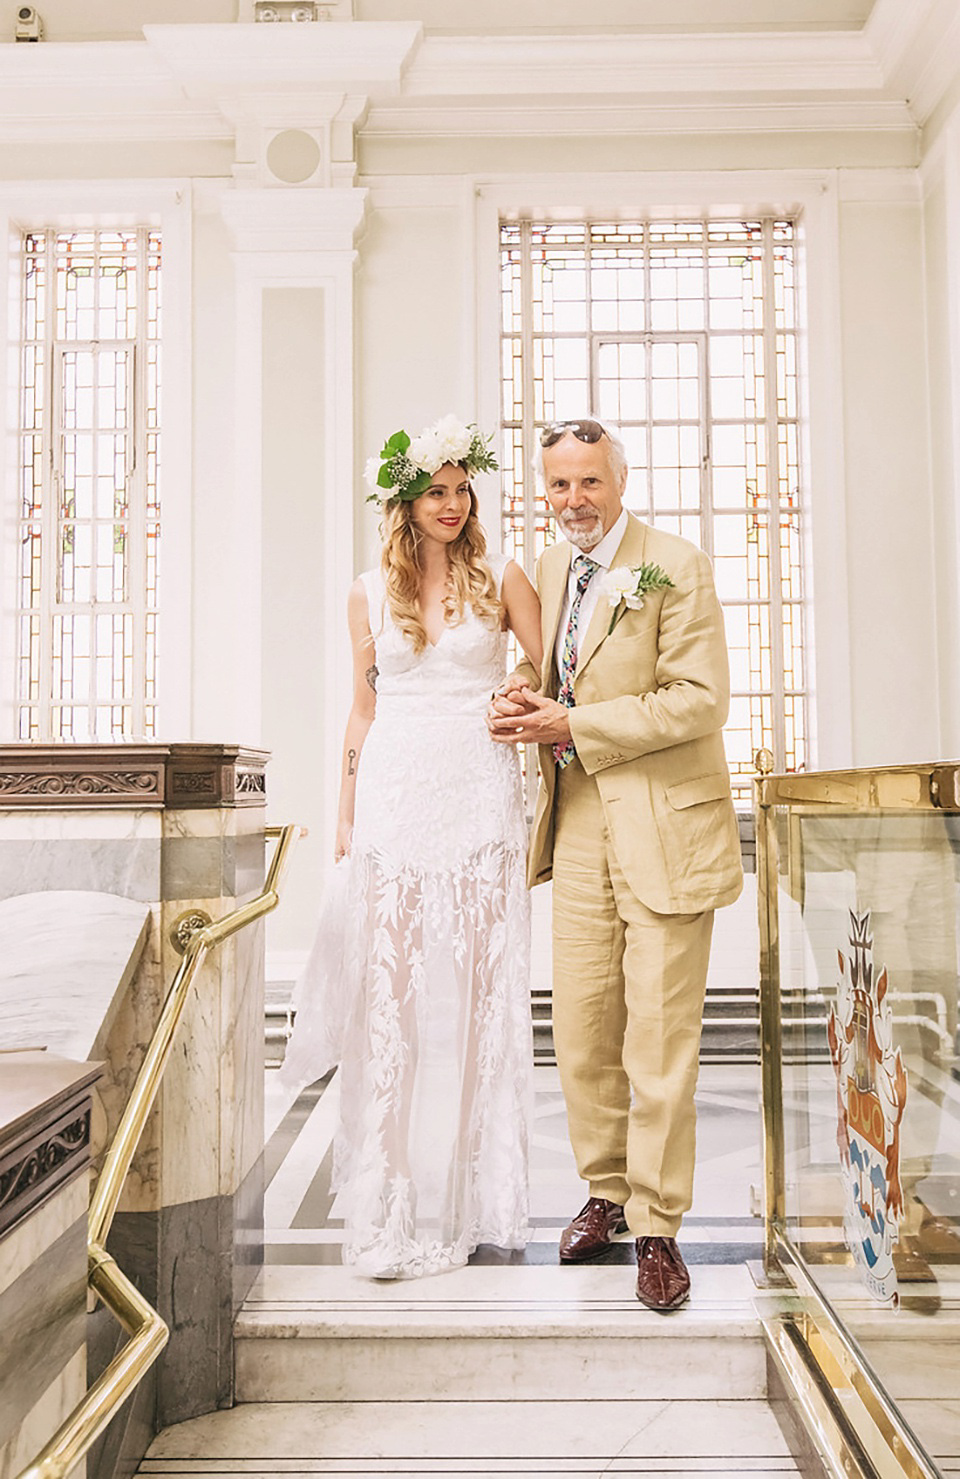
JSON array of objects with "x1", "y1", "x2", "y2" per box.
[
  {"x1": 473, "y1": 173, "x2": 855, "y2": 782},
  {"x1": 0, "y1": 182, "x2": 192, "y2": 744}
]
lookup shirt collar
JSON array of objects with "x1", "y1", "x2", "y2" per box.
[{"x1": 567, "y1": 506, "x2": 628, "y2": 574}]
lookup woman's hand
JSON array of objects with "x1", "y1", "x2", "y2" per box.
[
  {"x1": 334, "y1": 817, "x2": 353, "y2": 863},
  {"x1": 488, "y1": 690, "x2": 572, "y2": 747}
]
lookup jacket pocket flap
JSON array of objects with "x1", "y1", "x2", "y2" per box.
[{"x1": 666, "y1": 773, "x2": 730, "y2": 809}]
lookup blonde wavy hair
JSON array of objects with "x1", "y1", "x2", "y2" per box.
[{"x1": 380, "y1": 486, "x2": 502, "y2": 653}]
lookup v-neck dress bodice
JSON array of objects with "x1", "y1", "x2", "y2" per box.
[
  {"x1": 353, "y1": 561, "x2": 529, "y2": 873},
  {"x1": 288, "y1": 554, "x2": 532, "y2": 1280}
]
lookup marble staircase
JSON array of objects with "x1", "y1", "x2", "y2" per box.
[
  {"x1": 139, "y1": 1397, "x2": 802, "y2": 1477},
  {"x1": 232, "y1": 1262, "x2": 767, "y2": 1404},
  {"x1": 138, "y1": 1263, "x2": 797, "y2": 1479}
]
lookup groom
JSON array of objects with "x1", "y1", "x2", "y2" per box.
[{"x1": 488, "y1": 417, "x2": 742, "y2": 1310}]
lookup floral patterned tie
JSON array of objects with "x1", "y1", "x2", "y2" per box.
[{"x1": 553, "y1": 555, "x2": 599, "y2": 768}]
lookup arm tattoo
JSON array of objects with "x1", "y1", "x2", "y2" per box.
[
  {"x1": 365, "y1": 663, "x2": 378, "y2": 693},
  {"x1": 347, "y1": 748, "x2": 356, "y2": 776}
]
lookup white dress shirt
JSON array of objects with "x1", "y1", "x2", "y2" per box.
[{"x1": 554, "y1": 507, "x2": 629, "y2": 678}]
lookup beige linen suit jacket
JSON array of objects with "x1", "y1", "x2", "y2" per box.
[{"x1": 524, "y1": 512, "x2": 743, "y2": 915}]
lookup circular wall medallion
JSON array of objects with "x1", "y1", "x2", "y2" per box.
[{"x1": 266, "y1": 130, "x2": 322, "y2": 185}]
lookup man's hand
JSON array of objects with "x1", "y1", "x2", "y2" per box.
[
  {"x1": 487, "y1": 674, "x2": 535, "y2": 725},
  {"x1": 487, "y1": 690, "x2": 573, "y2": 748}
]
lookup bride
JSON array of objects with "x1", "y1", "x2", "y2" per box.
[{"x1": 286, "y1": 415, "x2": 542, "y2": 1279}]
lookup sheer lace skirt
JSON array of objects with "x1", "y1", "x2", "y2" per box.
[{"x1": 334, "y1": 839, "x2": 533, "y2": 1278}]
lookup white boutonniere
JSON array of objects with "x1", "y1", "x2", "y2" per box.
[{"x1": 601, "y1": 562, "x2": 675, "y2": 634}]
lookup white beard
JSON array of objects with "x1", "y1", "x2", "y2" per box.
[{"x1": 560, "y1": 511, "x2": 604, "y2": 551}]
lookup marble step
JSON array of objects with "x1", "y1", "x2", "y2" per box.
[
  {"x1": 139, "y1": 1397, "x2": 798, "y2": 1478},
  {"x1": 234, "y1": 1263, "x2": 766, "y2": 1404}
]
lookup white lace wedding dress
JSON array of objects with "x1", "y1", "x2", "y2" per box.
[{"x1": 287, "y1": 554, "x2": 533, "y2": 1279}]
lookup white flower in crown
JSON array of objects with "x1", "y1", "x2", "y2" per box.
[
  {"x1": 365, "y1": 417, "x2": 498, "y2": 503},
  {"x1": 601, "y1": 562, "x2": 675, "y2": 633},
  {"x1": 407, "y1": 427, "x2": 445, "y2": 475},
  {"x1": 432, "y1": 414, "x2": 474, "y2": 465}
]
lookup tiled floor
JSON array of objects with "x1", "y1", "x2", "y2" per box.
[{"x1": 261, "y1": 1064, "x2": 765, "y2": 1269}]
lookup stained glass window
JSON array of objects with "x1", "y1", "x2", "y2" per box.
[
  {"x1": 500, "y1": 218, "x2": 806, "y2": 801},
  {"x1": 17, "y1": 228, "x2": 162, "y2": 741}
]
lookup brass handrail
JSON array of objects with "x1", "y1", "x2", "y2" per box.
[{"x1": 17, "y1": 822, "x2": 303, "y2": 1479}]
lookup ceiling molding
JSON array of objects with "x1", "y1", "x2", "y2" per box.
[
  {"x1": 220, "y1": 183, "x2": 368, "y2": 252},
  {"x1": 143, "y1": 21, "x2": 423, "y2": 97},
  {"x1": 0, "y1": 18, "x2": 951, "y2": 151},
  {"x1": 865, "y1": 0, "x2": 960, "y2": 124},
  {"x1": 835, "y1": 166, "x2": 922, "y2": 201},
  {"x1": 403, "y1": 31, "x2": 884, "y2": 97},
  {"x1": 0, "y1": 110, "x2": 232, "y2": 145},
  {"x1": 362, "y1": 99, "x2": 914, "y2": 140}
]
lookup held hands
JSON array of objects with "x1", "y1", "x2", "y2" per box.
[{"x1": 486, "y1": 677, "x2": 572, "y2": 748}]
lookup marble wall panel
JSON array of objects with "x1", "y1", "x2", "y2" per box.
[
  {"x1": 230, "y1": 833, "x2": 267, "y2": 900},
  {"x1": 0, "y1": 1347, "x2": 86, "y2": 1479},
  {"x1": 102, "y1": 910, "x2": 165, "y2": 1215},
  {"x1": 0, "y1": 1173, "x2": 87, "y2": 1298},
  {"x1": 232, "y1": 1152, "x2": 264, "y2": 1324},
  {"x1": 155, "y1": 894, "x2": 224, "y2": 1211},
  {"x1": 161, "y1": 838, "x2": 230, "y2": 900},
  {"x1": 0, "y1": 892, "x2": 150, "y2": 1058},
  {"x1": 0, "y1": 1217, "x2": 87, "y2": 1449},
  {"x1": 155, "y1": 1194, "x2": 231, "y2": 1424},
  {"x1": 0, "y1": 810, "x2": 161, "y2": 844},
  {"x1": 0, "y1": 794, "x2": 272, "y2": 1466},
  {"x1": 85, "y1": 1364, "x2": 155, "y2": 1479},
  {"x1": 0, "y1": 840, "x2": 162, "y2": 904},
  {"x1": 220, "y1": 921, "x2": 266, "y2": 1200}
]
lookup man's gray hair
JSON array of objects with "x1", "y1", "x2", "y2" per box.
[{"x1": 532, "y1": 415, "x2": 629, "y2": 487}]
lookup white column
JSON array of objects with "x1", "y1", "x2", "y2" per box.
[{"x1": 219, "y1": 185, "x2": 367, "y2": 877}]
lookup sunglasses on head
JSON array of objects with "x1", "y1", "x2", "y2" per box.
[{"x1": 539, "y1": 419, "x2": 607, "y2": 448}]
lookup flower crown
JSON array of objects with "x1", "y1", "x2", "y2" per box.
[{"x1": 364, "y1": 414, "x2": 498, "y2": 503}]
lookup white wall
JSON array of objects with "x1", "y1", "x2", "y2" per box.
[
  {"x1": 356, "y1": 197, "x2": 475, "y2": 569},
  {"x1": 836, "y1": 194, "x2": 940, "y2": 763},
  {"x1": 4, "y1": 21, "x2": 960, "y2": 962},
  {"x1": 921, "y1": 128, "x2": 960, "y2": 758}
]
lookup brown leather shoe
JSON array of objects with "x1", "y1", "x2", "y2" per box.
[
  {"x1": 559, "y1": 1197, "x2": 628, "y2": 1263},
  {"x1": 635, "y1": 1237, "x2": 690, "y2": 1310}
]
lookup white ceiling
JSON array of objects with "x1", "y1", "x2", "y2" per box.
[
  {"x1": 0, "y1": 0, "x2": 880, "y2": 44},
  {"x1": 355, "y1": 0, "x2": 879, "y2": 34},
  {"x1": 3, "y1": 0, "x2": 960, "y2": 155}
]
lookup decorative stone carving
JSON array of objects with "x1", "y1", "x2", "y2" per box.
[
  {"x1": 0, "y1": 1091, "x2": 95, "y2": 1240},
  {"x1": 0, "y1": 744, "x2": 269, "y2": 809},
  {"x1": 0, "y1": 771, "x2": 159, "y2": 800},
  {"x1": 169, "y1": 770, "x2": 218, "y2": 796}
]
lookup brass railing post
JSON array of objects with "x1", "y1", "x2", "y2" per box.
[{"x1": 754, "y1": 751, "x2": 785, "y2": 1274}]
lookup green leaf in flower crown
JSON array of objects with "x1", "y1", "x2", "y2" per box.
[
  {"x1": 399, "y1": 470, "x2": 431, "y2": 500},
  {"x1": 381, "y1": 430, "x2": 410, "y2": 459},
  {"x1": 466, "y1": 428, "x2": 498, "y2": 474},
  {"x1": 377, "y1": 464, "x2": 395, "y2": 489}
]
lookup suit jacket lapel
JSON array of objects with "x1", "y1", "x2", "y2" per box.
[
  {"x1": 539, "y1": 542, "x2": 571, "y2": 696},
  {"x1": 575, "y1": 514, "x2": 649, "y2": 678}
]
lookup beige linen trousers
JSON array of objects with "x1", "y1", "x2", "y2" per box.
[{"x1": 521, "y1": 512, "x2": 744, "y2": 1236}]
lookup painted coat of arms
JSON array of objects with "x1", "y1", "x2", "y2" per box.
[{"x1": 827, "y1": 911, "x2": 908, "y2": 1307}]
